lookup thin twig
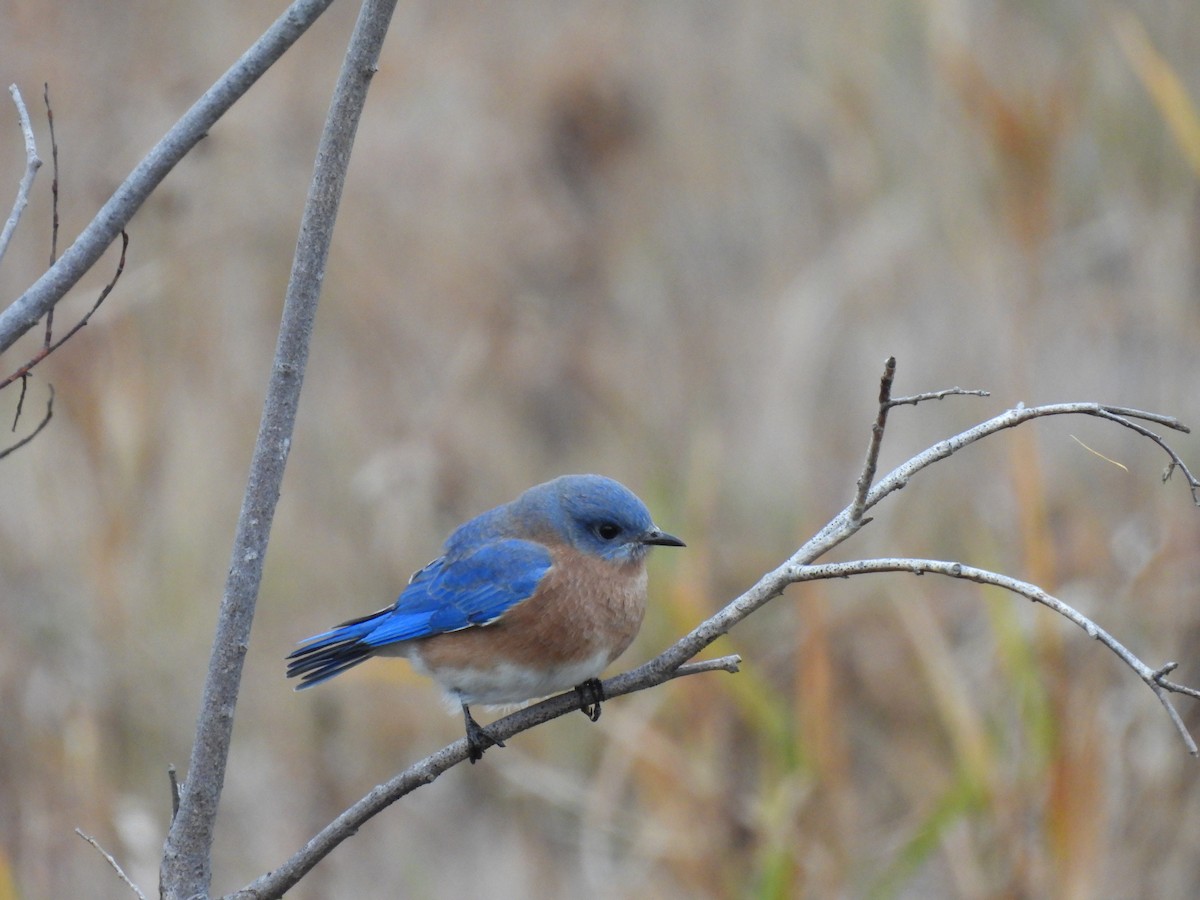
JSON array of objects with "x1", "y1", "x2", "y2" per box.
[
  {"x1": 886, "y1": 386, "x2": 991, "y2": 407},
  {"x1": 44, "y1": 82, "x2": 59, "y2": 345},
  {"x1": 41, "y1": 229, "x2": 127, "y2": 355},
  {"x1": 0, "y1": 383, "x2": 52, "y2": 460},
  {"x1": 850, "y1": 356, "x2": 896, "y2": 523},
  {"x1": 1157, "y1": 674, "x2": 1200, "y2": 701},
  {"x1": 75, "y1": 828, "x2": 148, "y2": 900},
  {"x1": 0, "y1": 84, "x2": 42, "y2": 265},
  {"x1": 11, "y1": 372, "x2": 26, "y2": 430},
  {"x1": 1093, "y1": 407, "x2": 1200, "y2": 504},
  {"x1": 0, "y1": 230, "x2": 128, "y2": 392},
  {"x1": 168, "y1": 764, "x2": 181, "y2": 820},
  {"x1": 1097, "y1": 405, "x2": 1190, "y2": 431}
]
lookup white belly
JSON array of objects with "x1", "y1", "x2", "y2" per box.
[{"x1": 409, "y1": 648, "x2": 614, "y2": 707}]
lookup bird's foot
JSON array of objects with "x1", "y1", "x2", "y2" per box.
[
  {"x1": 462, "y1": 705, "x2": 504, "y2": 764},
  {"x1": 576, "y1": 678, "x2": 605, "y2": 723}
]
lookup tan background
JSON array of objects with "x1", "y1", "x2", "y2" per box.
[{"x1": 1, "y1": 1, "x2": 1199, "y2": 897}]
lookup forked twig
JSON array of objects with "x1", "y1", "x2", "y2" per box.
[{"x1": 850, "y1": 356, "x2": 991, "y2": 523}]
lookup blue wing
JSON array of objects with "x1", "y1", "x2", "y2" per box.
[
  {"x1": 286, "y1": 539, "x2": 552, "y2": 688},
  {"x1": 360, "y1": 539, "x2": 552, "y2": 645}
]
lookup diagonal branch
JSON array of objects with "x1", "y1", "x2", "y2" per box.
[
  {"x1": 229, "y1": 653, "x2": 742, "y2": 900},
  {"x1": 0, "y1": 0, "x2": 337, "y2": 355}
]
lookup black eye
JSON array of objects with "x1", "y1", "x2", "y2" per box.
[{"x1": 594, "y1": 522, "x2": 621, "y2": 541}]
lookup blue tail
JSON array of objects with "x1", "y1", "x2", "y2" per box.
[{"x1": 286, "y1": 607, "x2": 392, "y2": 689}]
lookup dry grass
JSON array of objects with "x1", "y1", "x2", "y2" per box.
[{"x1": 2, "y1": 1, "x2": 1199, "y2": 897}]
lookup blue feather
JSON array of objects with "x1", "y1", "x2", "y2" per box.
[
  {"x1": 286, "y1": 539, "x2": 551, "y2": 688},
  {"x1": 361, "y1": 540, "x2": 552, "y2": 644}
]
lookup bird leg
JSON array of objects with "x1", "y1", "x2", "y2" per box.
[
  {"x1": 575, "y1": 677, "x2": 605, "y2": 722},
  {"x1": 462, "y1": 703, "x2": 504, "y2": 763}
]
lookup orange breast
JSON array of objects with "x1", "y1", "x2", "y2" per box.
[{"x1": 408, "y1": 546, "x2": 649, "y2": 701}]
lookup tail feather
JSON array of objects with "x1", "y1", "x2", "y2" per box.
[{"x1": 286, "y1": 607, "x2": 391, "y2": 689}]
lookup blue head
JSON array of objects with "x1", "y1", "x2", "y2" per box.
[{"x1": 508, "y1": 474, "x2": 684, "y2": 564}]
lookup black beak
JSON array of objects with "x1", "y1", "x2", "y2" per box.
[{"x1": 641, "y1": 528, "x2": 685, "y2": 548}]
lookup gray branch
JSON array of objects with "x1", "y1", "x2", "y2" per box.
[
  {"x1": 158, "y1": 2, "x2": 399, "y2": 899},
  {"x1": 0, "y1": 0, "x2": 336, "y2": 355},
  {"x1": 0, "y1": 84, "x2": 42, "y2": 265},
  {"x1": 228, "y1": 653, "x2": 743, "y2": 900},
  {"x1": 790, "y1": 558, "x2": 1199, "y2": 755}
]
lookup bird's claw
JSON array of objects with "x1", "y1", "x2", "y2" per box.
[
  {"x1": 463, "y1": 705, "x2": 504, "y2": 763},
  {"x1": 576, "y1": 677, "x2": 605, "y2": 722}
]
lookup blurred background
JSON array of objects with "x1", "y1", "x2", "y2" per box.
[{"x1": 2, "y1": 1, "x2": 1199, "y2": 897}]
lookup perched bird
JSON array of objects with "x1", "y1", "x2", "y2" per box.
[{"x1": 286, "y1": 474, "x2": 684, "y2": 762}]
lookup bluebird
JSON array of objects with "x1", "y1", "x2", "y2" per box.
[{"x1": 286, "y1": 474, "x2": 684, "y2": 762}]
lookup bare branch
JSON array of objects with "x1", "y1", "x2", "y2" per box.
[
  {"x1": 1092, "y1": 406, "x2": 1200, "y2": 504},
  {"x1": 228, "y1": 655, "x2": 740, "y2": 900},
  {"x1": 159, "y1": 3, "x2": 399, "y2": 898},
  {"x1": 855, "y1": 402, "x2": 1194, "y2": 523},
  {"x1": 0, "y1": 383, "x2": 51, "y2": 460},
  {"x1": 0, "y1": 0, "x2": 337, "y2": 355},
  {"x1": 1096, "y1": 405, "x2": 1191, "y2": 431},
  {"x1": 790, "y1": 558, "x2": 1200, "y2": 755},
  {"x1": 886, "y1": 386, "x2": 991, "y2": 406},
  {"x1": 1156, "y1": 665, "x2": 1200, "y2": 701},
  {"x1": 0, "y1": 84, "x2": 42, "y2": 265},
  {"x1": 75, "y1": 829, "x2": 148, "y2": 900}
]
